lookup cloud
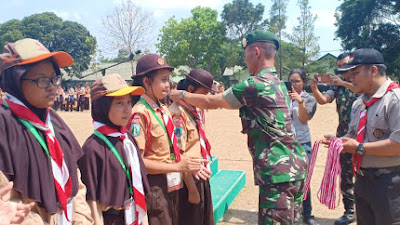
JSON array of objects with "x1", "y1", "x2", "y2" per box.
[
  {"x1": 114, "y1": 0, "x2": 224, "y2": 10},
  {"x1": 52, "y1": 10, "x2": 83, "y2": 21},
  {"x1": 313, "y1": 9, "x2": 336, "y2": 28}
]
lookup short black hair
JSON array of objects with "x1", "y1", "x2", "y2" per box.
[{"x1": 337, "y1": 52, "x2": 350, "y2": 61}]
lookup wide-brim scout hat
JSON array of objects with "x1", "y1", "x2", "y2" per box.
[
  {"x1": 0, "y1": 38, "x2": 73, "y2": 74},
  {"x1": 242, "y1": 30, "x2": 280, "y2": 50},
  {"x1": 132, "y1": 54, "x2": 174, "y2": 78},
  {"x1": 336, "y1": 48, "x2": 385, "y2": 74},
  {"x1": 91, "y1": 73, "x2": 145, "y2": 102},
  {"x1": 185, "y1": 69, "x2": 214, "y2": 90}
]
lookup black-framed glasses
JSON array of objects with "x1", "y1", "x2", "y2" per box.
[{"x1": 22, "y1": 75, "x2": 62, "y2": 88}]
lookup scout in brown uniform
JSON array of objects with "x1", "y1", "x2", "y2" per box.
[
  {"x1": 0, "y1": 38, "x2": 93, "y2": 224},
  {"x1": 78, "y1": 73, "x2": 150, "y2": 225},
  {"x1": 129, "y1": 54, "x2": 205, "y2": 225},
  {"x1": 169, "y1": 69, "x2": 214, "y2": 225}
]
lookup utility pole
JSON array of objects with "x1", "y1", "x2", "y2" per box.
[{"x1": 278, "y1": 0, "x2": 283, "y2": 80}]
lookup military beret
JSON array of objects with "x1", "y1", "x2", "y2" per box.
[{"x1": 242, "y1": 30, "x2": 280, "y2": 50}]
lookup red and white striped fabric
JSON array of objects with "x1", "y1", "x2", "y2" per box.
[
  {"x1": 303, "y1": 138, "x2": 343, "y2": 210},
  {"x1": 159, "y1": 108, "x2": 181, "y2": 162},
  {"x1": 4, "y1": 93, "x2": 72, "y2": 222},
  {"x1": 94, "y1": 121, "x2": 146, "y2": 225},
  {"x1": 179, "y1": 101, "x2": 212, "y2": 166}
]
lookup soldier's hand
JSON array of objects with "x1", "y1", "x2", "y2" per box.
[
  {"x1": 169, "y1": 90, "x2": 181, "y2": 102},
  {"x1": 330, "y1": 75, "x2": 345, "y2": 86}
]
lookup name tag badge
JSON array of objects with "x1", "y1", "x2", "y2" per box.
[
  {"x1": 166, "y1": 172, "x2": 183, "y2": 192},
  {"x1": 124, "y1": 197, "x2": 137, "y2": 225},
  {"x1": 58, "y1": 201, "x2": 73, "y2": 225}
]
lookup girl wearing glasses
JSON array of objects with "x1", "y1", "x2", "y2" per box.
[{"x1": 0, "y1": 38, "x2": 93, "y2": 225}]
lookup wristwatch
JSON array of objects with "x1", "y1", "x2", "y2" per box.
[
  {"x1": 356, "y1": 143, "x2": 365, "y2": 156},
  {"x1": 179, "y1": 91, "x2": 186, "y2": 100}
]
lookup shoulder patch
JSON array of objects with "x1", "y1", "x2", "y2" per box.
[{"x1": 130, "y1": 123, "x2": 141, "y2": 136}]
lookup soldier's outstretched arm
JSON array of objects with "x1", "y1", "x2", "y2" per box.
[{"x1": 170, "y1": 90, "x2": 233, "y2": 110}]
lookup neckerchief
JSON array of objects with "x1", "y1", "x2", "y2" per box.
[
  {"x1": 179, "y1": 101, "x2": 212, "y2": 166},
  {"x1": 93, "y1": 121, "x2": 146, "y2": 225},
  {"x1": 3, "y1": 93, "x2": 72, "y2": 221},
  {"x1": 139, "y1": 98, "x2": 181, "y2": 161},
  {"x1": 354, "y1": 82, "x2": 399, "y2": 174}
]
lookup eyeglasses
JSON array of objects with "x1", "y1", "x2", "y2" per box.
[
  {"x1": 289, "y1": 80, "x2": 302, "y2": 84},
  {"x1": 22, "y1": 75, "x2": 62, "y2": 88}
]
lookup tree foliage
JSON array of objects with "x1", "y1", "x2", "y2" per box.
[
  {"x1": 157, "y1": 7, "x2": 227, "y2": 76},
  {"x1": 221, "y1": 0, "x2": 266, "y2": 41},
  {"x1": 288, "y1": 0, "x2": 320, "y2": 67},
  {"x1": 0, "y1": 12, "x2": 96, "y2": 78},
  {"x1": 268, "y1": 0, "x2": 289, "y2": 38},
  {"x1": 335, "y1": 0, "x2": 400, "y2": 78}
]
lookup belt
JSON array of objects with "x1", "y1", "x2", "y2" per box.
[
  {"x1": 357, "y1": 165, "x2": 400, "y2": 177},
  {"x1": 103, "y1": 208, "x2": 124, "y2": 216}
]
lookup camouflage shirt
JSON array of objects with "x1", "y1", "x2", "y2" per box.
[
  {"x1": 223, "y1": 67, "x2": 308, "y2": 186},
  {"x1": 325, "y1": 85, "x2": 359, "y2": 137}
]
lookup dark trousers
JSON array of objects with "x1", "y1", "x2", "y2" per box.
[
  {"x1": 355, "y1": 167, "x2": 400, "y2": 225},
  {"x1": 340, "y1": 152, "x2": 355, "y2": 213},
  {"x1": 301, "y1": 142, "x2": 313, "y2": 218}
]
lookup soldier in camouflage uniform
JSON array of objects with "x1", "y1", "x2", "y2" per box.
[
  {"x1": 170, "y1": 30, "x2": 308, "y2": 225},
  {"x1": 310, "y1": 53, "x2": 359, "y2": 225}
]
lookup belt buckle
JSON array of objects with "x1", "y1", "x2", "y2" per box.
[{"x1": 357, "y1": 169, "x2": 364, "y2": 176}]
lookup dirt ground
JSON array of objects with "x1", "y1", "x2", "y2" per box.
[{"x1": 59, "y1": 102, "x2": 344, "y2": 225}]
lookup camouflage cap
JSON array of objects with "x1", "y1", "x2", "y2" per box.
[
  {"x1": 0, "y1": 38, "x2": 73, "y2": 74},
  {"x1": 91, "y1": 73, "x2": 144, "y2": 102},
  {"x1": 242, "y1": 30, "x2": 280, "y2": 50}
]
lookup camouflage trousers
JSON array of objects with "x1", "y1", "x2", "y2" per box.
[
  {"x1": 258, "y1": 179, "x2": 304, "y2": 225},
  {"x1": 340, "y1": 152, "x2": 355, "y2": 212}
]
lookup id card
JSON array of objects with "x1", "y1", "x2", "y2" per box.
[
  {"x1": 166, "y1": 172, "x2": 183, "y2": 192},
  {"x1": 58, "y1": 201, "x2": 73, "y2": 225},
  {"x1": 124, "y1": 197, "x2": 137, "y2": 225}
]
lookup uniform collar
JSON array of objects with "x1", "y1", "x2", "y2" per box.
[
  {"x1": 362, "y1": 78, "x2": 392, "y2": 101},
  {"x1": 257, "y1": 67, "x2": 277, "y2": 77},
  {"x1": 141, "y1": 93, "x2": 162, "y2": 111}
]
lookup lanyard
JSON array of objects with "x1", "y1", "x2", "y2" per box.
[
  {"x1": 93, "y1": 130, "x2": 133, "y2": 195},
  {"x1": 2, "y1": 99, "x2": 52, "y2": 159},
  {"x1": 139, "y1": 98, "x2": 176, "y2": 160}
]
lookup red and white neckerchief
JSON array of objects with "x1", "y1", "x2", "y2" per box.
[
  {"x1": 303, "y1": 138, "x2": 343, "y2": 210},
  {"x1": 179, "y1": 100, "x2": 212, "y2": 166},
  {"x1": 4, "y1": 93, "x2": 72, "y2": 222},
  {"x1": 94, "y1": 121, "x2": 146, "y2": 225},
  {"x1": 354, "y1": 82, "x2": 399, "y2": 174},
  {"x1": 159, "y1": 106, "x2": 181, "y2": 162}
]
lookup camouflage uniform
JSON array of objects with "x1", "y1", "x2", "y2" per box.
[
  {"x1": 223, "y1": 67, "x2": 308, "y2": 225},
  {"x1": 325, "y1": 85, "x2": 359, "y2": 213}
]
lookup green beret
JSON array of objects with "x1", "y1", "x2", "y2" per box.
[{"x1": 242, "y1": 30, "x2": 280, "y2": 50}]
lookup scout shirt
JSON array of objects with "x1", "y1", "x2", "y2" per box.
[
  {"x1": 347, "y1": 79, "x2": 400, "y2": 168},
  {"x1": 325, "y1": 85, "x2": 359, "y2": 137},
  {"x1": 222, "y1": 67, "x2": 308, "y2": 186},
  {"x1": 130, "y1": 94, "x2": 175, "y2": 163},
  {"x1": 169, "y1": 102, "x2": 202, "y2": 158}
]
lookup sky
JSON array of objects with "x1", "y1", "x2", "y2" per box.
[{"x1": 1, "y1": 0, "x2": 344, "y2": 58}]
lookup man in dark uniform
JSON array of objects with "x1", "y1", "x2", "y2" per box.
[
  {"x1": 310, "y1": 53, "x2": 359, "y2": 224},
  {"x1": 170, "y1": 30, "x2": 308, "y2": 225}
]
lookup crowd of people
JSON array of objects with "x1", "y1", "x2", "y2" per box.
[{"x1": 0, "y1": 28, "x2": 399, "y2": 225}]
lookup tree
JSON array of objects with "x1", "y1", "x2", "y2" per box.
[
  {"x1": 102, "y1": 0, "x2": 155, "y2": 56},
  {"x1": 269, "y1": 0, "x2": 289, "y2": 79},
  {"x1": 288, "y1": 0, "x2": 320, "y2": 68},
  {"x1": 221, "y1": 0, "x2": 266, "y2": 41},
  {"x1": 0, "y1": 12, "x2": 97, "y2": 78},
  {"x1": 335, "y1": 0, "x2": 400, "y2": 79},
  {"x1": 157, "y1": 7, "x2": 227, "y2": 76}
]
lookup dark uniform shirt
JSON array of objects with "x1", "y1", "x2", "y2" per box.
[
  {"x1": 223, "y1": 67, "x2": 308, "y2": 185},
  {"x1": 325, "y1": 85, "x2": 359, "y2": 137}
]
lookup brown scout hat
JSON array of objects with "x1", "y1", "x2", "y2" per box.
[
  {"x1": 132, "y1": 54, "x2": 174, "y2": 78},
  {"x1": 91, "y1": 73, "x2": 144, "y2": 102},
  {"x1": 186, "y1": 69, "x2": 214, "y2": 90},
  {"x1": 0, "y1": 38, "x2": 73, "y2": 74}
]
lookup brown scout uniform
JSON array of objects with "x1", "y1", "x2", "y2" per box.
[{"x1": 130, "y1": 94, "x2": 180, "y2": 225}]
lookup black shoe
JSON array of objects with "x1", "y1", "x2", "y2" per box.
[
  {"x1": 334, "y1": 213, "x2": 356, "y2": 225},
  {"x1": 303, "y1": 216, "x2": 320, "y2": 225}
]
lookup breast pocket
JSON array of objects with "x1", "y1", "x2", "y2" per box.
[
  {"x1": 370, "y1": 113, "x2": 390, "y2": 139},
  {"x1": 186, "y1": 122, "x2": 198, "y2": 142}
]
